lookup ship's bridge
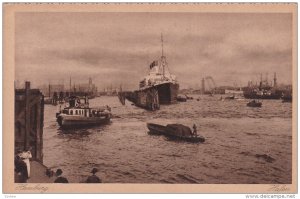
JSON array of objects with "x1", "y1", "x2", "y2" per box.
[
  {"x1": 139, "y1": 72, "x2": 177, "y2": 89},
  {"x1": 149, "y1": 65, "x2": 160, "y2": 75},
  {"x1": 139, "y1": 54, "x2": 177, "y2": 89}
]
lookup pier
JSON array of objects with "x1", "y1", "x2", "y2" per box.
[
  {"x1": 119, "y1": 88, "x2": 160, "y2": 111},
  {"x1": 44, "y1": 91, "x2": 97, "y2": 105},
  {"x1": 41, "y1": 78, "x2": 99, "y2": 105},
  {"x1": 15, "y1": 82, "x2": 44, "y2": 162},
  {"x1": 15, "y1": 81, "x2": 51, "y2": 183}
]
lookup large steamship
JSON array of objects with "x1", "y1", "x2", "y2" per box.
[{"x1": 133, "y1": 35, "x2": 179, "y2": 109}]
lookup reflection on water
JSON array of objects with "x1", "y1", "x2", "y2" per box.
[{"x1": 43, "y1": 95, "x2": 292, "y2": 184}]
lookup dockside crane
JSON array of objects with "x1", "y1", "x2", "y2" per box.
[{"x1": 202, "y1": 76, "x2": 217, "y2": 94}]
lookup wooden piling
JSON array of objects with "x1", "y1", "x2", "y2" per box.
[
  {"x1": 15, "y1": 81, "x2": 44, "y2": 162},
  {"x1": 118, "y1": 92, "x2": 126, "y2": 105},
  {"x1": 123, "y1": 88, "x2": 160, "y2": 111},
  {"x1": 24, "y1": 81, "x2": 30, "y2": 150}
]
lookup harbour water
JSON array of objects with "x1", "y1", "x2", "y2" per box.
[{"x1": 43, "y1": 95, "x2": 292, "y2": 184}]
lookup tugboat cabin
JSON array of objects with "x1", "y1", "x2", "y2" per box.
[
  {"x1": 59, "y1": 96, "x2": 111, "y2": 118},
  {"x1": 61, "y1": 107, "x2": 110, "y2": 118}
]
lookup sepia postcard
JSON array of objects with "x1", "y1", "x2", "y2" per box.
[{"x1": 3, "y1": 3, "x2": 298, "y2": 194}]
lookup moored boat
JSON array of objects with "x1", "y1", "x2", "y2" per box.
[
  {"x1": 281, "y1": 91, "x2": 292, "y2": 103},
  {"x1": 225, "y1": 95, "x2": 236, "y2": 100},
  {"x1": 185, "y1": 95, "x2": 194, "y2": 100},
  {"x1": 147, "y1": 123, "x2": 205, "y2": 143},
  {"x1": 56, "y1": 96, "x2": 111, "y2": 129},
  {"x1": 282, "y1": 98, "x2": 292, "y2": 103},
  {"x1": 247, "y1": 100, "x2": 262, "y2": 107},
  {"x1": 176, "y1": 95, "x2": 187, "y2": 102}
]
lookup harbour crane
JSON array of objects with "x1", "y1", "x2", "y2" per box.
[{"x1": 202, "y1": 76, "x2": 217, "y2": 94}]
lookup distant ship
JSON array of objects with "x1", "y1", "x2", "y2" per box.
[
  {"x1": 243, "y1": 73, "x2": 282, "y2": 99},
  {"x1": 136, "y1": 34, "x2": 179, "y2": 106},
  {"x1": 243, "y1": 88, "x2": 282, "y2": 99},
  {"x1": 282, "y1": 90, "x2": 292, "y2": 102}
]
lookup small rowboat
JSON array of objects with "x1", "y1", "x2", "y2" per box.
[{"x1": 147, "y1": 123, "x2": 205, "y2": 143}]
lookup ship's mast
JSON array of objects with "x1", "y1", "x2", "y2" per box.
[
  {"x1": 161, "y1": 33, "x2": 165, "y2": 78},
  {"x1": 48, "y1": 83, "x2": 51, "y2": 97},
  {"x1": 161, "y1": 33, "x2": 164, "y2": 57},
  {"x1": 274, "y1": 72, "x2": 277, "y2": 88},
  {"x1": 259, "y1": 73, "x2": 263, "y2": 89},
  {"x1": 69, "y1": 76, "x2": 72, "y2": 92}
]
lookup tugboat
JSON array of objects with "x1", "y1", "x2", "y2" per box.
[
  {"x1": 247, "y1": 100, "x2": 262, "y2": 107},
  {"x1": 56, "y1": 96, "x2": 111, "y2": 129}
]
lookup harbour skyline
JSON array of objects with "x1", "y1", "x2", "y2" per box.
[{"x1": 15, "y1": 12, "x2": 293, "y2": 90}]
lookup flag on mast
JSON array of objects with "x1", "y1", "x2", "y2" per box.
[{"x1": 150, "y1": 60, "x2": 159, "y2": 69}]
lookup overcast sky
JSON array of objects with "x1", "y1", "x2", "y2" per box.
[{"x1": 15, "y1": 12, "x2": 292, "y2": 90}]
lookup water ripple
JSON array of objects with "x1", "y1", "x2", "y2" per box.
[{"x1": 42, "y1": 96, "x2": 292, "y2": 184}]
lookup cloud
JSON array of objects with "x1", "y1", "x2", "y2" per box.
[{"x1": 15, "y1": 12, "x2": 293, "y2": 89}]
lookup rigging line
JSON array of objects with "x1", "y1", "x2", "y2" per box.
[
  {"x1": 165, "y1": 62, "x2": 175, "y2": 81},
  {"x1": 161, "y1": 33, "x2": 164, "y2": 57}
]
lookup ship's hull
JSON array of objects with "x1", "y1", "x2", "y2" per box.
[
  {"x1": 154, "y1": 82, "x2": 179, "y2": 104},
  {"x1": 282, "y1": 96, "x2": 292, "y2": 102},
  {"x1": 135, "y1": 82, "x2": 179, "y2": 105},
  {"x1": 125, "y1": 82, "x2": 179, "y2": 110},
  {"x1": 57, "y1": 114, "x2": 110, "y2": 129},
  {"x1": 243, "y1": 93, "x2": 282, "y2": 99},
  {"x1": 243, "y1": 89, "x2": 282, "y2": 99}
]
